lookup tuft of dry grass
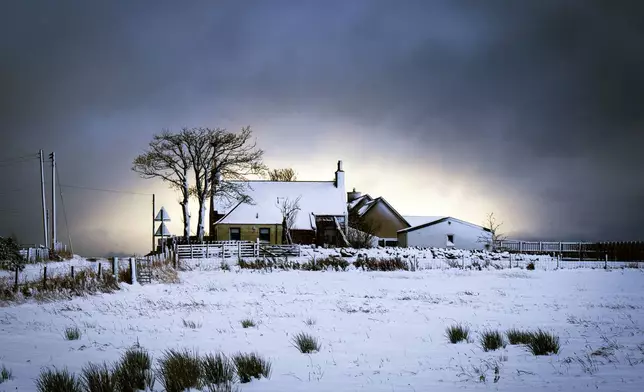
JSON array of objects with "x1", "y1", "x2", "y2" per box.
[
  {"x1": 291, "y1": 332, "x2": 321, "y2": 353},
  {"x1": 240, "y1": 319, "x2": 256, "y2": 328},
  {"x1": 480, "y1": 330, "x2": 506, "y2": 352},
  {"x1": 231, "y1": 353, "x2": 271, "y2": 383},
  {"x1": 446, "y1": 323, "x2": 470, "y2": 344},
  {"x1": 64, "y1": 326, "x2": 81, "y2": 340}
]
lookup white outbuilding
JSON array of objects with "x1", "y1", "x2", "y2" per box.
[{"x1": 397, "y1": 216, "x2": 492, "y2": 250}]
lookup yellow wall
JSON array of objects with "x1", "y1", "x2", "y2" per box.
[{"x1": 214, "y1": 223, "x2": 283, "y2": 244}]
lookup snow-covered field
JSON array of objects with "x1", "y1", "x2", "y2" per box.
[{"x1": 2, "y1": 267, "x2": 644, "y2": 391}]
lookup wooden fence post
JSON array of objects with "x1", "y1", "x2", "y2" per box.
[
  {"x1": 237, "y1": 242, "x2": 241, "y2": 261},
  {"x1": 190, "y1": 244, "x2": 194, "y2": 259},
  {"x1": 43, "y1": 266, "x2": 47, "y2": 289},
  {"x1": 604, "y1": 254, "x2": 608, "y2": 270},
  {"x1": 113, "y1": 257, "x2": 119, "y2": 283},
  {"x1": 14, "y1": 268, "x2": 19, "y2": 292},
  {"x1": 98, "y1": 262, "x2": 102, "y2": 278},
  {"x1": 71, "y1": 265, "x2": 75, "y2": 278}
]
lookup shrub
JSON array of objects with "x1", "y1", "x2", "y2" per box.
[
  {"x1": 291, "y1": 332, "x2": 321, "y2": 353},
  {"x1": 81, "y1": 362, "x2": 115, "y2": 392},
  {"x1": 355, "y1": 257, "x2": 408, "y2": 271},
  {"x1": 446, "y1": 323, "x2": 470, "y2": 344},
  {"x1": 157, "y1": 349, "x2": 202, "y2": 392},
  {"x1": 240, "y1": 319, "x2": 256, "y2": 328},
  {"x1": 526, "y1": 262, "x2": 535, "y2": 270},
  {"x1": 113, "y1": 346, "x2": 154, "y2": 391},
  {"x1": 506, "y1": 329, "x2": 534, "y2": 345},
  {"x1": 232, "y1": 353, "x2": 272, "y2": 383},
  {"x1": 480, "y1": 330, "x2": 506, "y2": 352},
  {"x1": 0, "y1": 236, "x2": 25, "y2": 272},
  {"x1": 220, "y1": 262, "x2": 231, "y2": 271},
  {"x1": 182, "y1": 319, "x2": 202, "y2": 329},
  {"x1": 0, "y1": 364, "x2": 12, "y2": 383},
  {"x1": 64, "y1": 326, "x2": 81, "y2": 340},
  {"x1": 302, "y1": 257, "x2": 349, "y2": 271},
  {"x1": 35, "y1": 367, "x2": 83, "y2": 392},
  {"x1": 526, "y1": 329, "x2": 560, "y2": 355},
  {"x1": 201, "y1": 353, "x2": 236, "y2": 388}
]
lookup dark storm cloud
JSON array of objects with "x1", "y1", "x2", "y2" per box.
[{"x1": 1, "y1": 0, "x2": 643, "y2": 253}]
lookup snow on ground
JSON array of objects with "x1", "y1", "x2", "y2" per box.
[{"x1": 2, "y1": 267, "x2": 644, "y2": 391}]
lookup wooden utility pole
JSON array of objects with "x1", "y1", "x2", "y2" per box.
[
  {"x1": 49, "y1": 152, "x2": 56, "y2": 248},
  {"x1": 39, "y1": 149, "x2": 49, "y2": 248}
]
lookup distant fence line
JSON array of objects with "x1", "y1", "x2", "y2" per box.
[
  {"x1": 495, "y1": 240, "x2": 644, "y2": 261},
  {"x1": 175, "y1": 241, "x2": 301, "y2": 260},
  {"x1": 18, "y1": 242, "x2": 68, "y2": 262}
]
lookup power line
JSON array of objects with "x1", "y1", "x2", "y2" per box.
[
  {"x1": 0, "y1": 157, "x2": 38, "y2": 168},
  {"x1": 0, "y1": 153, "x2": 39, "y2": 164},
  {"x1": 58, "y1": 183, "x2": 153, "y2": 196},
  {"x1": 0, "y1": 187, "x2": 33, "y2": 196}
]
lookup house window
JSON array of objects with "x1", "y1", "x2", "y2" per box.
[
  {"x1": 229, "y1": 228, "x2": 241, "y2": 241},
  {"x1": 259, "y1": 228, "x2": 270, "y2": 243},
  {"x1": 447, "y1": 234, "x2": 455, "y2": 246}
]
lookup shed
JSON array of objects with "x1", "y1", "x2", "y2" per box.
[{"x1": 397, "y1": 217, "x2": 491, "y2": 250}]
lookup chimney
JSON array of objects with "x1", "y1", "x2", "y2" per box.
[
  {"x1": 347, "y1": 188, "x2": 362, "y2": 202},
  {"x1": 334, "y1": 160, "x2": 345, "y2": 189}
]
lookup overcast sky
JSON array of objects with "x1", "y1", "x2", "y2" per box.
[{"x1": 1, "y1": 0, "x2": 643, "y2": 256}]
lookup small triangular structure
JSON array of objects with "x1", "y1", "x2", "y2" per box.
[
  {"x1": 155, "y1": 222, "x2": 171, "y2": 236},
  {"x1": 155, "y1": 207, "x2": 171, "y2": 221}
]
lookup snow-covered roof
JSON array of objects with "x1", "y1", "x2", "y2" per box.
[
  {"x1": 348, "y1": 195, "x2": 370, "y2": 210},
  {"x1": 403, "y1": 216, "x2": 446, "y2": 228},
  {"x1": 399, "y1": 216, "x2": 490, "y2": 233},
  {"x1": 216, "y1": 181, "x2": 347, "y2": 230}
]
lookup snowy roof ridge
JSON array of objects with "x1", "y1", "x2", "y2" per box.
[{"x1": 398, "y1": 216, "x2": 490, "y2": 233}]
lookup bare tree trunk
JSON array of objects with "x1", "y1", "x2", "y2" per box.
[{"x1": 196, "y1": 177, "x2": 209, "y2": 242}]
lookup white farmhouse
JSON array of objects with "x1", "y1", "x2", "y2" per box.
[{"x1": 397, "y1": 216, "x2": 492, "y2": 250}]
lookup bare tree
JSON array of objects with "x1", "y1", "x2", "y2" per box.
[
  {"x1": 267, "y1": 168, "x2": 297, "y2": 181},
  {"x1": 132, "y1": 131, "x2": 191, "y2": 241},
  {"x1": 347, "y1": 209, "x2": 380, "y2": 248},
  {"x1": 276, "y1": 196, "x2": 301, "y2": 244},
  {"x1": 479, "y1": 212, "x2": 507, "y2": 250},
  {"x1": 187, "y1": 126, "x2": 265, "y2": 242}
]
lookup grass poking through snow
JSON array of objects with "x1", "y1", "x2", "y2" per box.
[
  {"x1": 480, "y1": 330, "x2": 506, "y2": 352},
  {"x1": 240, "y1": 319, "x2": 256, "y2": 328},
  {"x1": 182, "y1": 319, "x2": 202, "y2": 329},
  {"x1": 304, "y1": 317, "x2": 317, "y2": 326},
  {"x1": 201, "y1": 353, "x2": 237, "y2": 390},
  {"x1": 527, "y1": 329, "x2": 560, "y2": 355},
  {"x1": 232, "y1": 353, "x2": 272, "y2": 383},
  {"x1": 113, "y1": 346, "x2": 154, "y2": 391},
  {"x1": 506, "y1": 328, "x2": 534, "y2": 345},
  {"x1": 35, "y1": 367, "x2": 83, "y2": 392},
  {"x1": 157, "y1": 348, "x2": 202, "y2": 392},
  {"x1": 446, "y1": 323, "x2": 470, "y2": 343},
  {"x1": 80, "y1": 362, "x2": 115, "y2": 392},
  {"x1": 64, "y1": 326, "x2": 81, "y2": 340},
  {"x1": 291, "y1": 332, "x2": 321, "y2": 353},
  {"x1": 0, "y1": 365, "x2": 12, "y2": 384}
]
